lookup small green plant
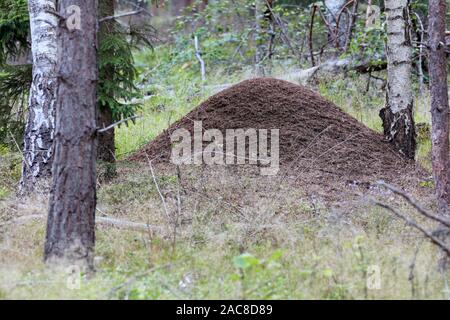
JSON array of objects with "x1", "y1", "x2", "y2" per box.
[
  {"x1": 232, "y1": 250, "x2": 285, "y2": 299},
  {"x1": 0, "y1": 185, "x2": 9, "y2": 200}
]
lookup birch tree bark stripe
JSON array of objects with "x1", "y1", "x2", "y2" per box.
[{"x1": 20, "y1": 0, "x2": 58, "y2": 194}]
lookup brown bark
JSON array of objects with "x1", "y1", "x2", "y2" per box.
[
  {"x1": 428, "y1": 0, "x2": 449, "y2": 213},
  {"x1": 45, "y1": 0, "x2": 98, "y2": 268}
]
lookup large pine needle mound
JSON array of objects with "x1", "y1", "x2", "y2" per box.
[{"x1": 130, "y1": 78, "x2": 423, "y2": 187}]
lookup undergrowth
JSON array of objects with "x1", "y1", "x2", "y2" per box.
[{"x1": 0, "y1": 43, "x2": 445, "y2": 300}]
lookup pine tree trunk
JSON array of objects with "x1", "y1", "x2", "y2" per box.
[
  {"x1": 45, "y1": 0, "x2": 98, "y2": 268},
  {"x1": 20, "y1": 0, "x2": 58, "y2": 195},
  {"x1": 428, "y1": 0, "x2": 449, "y2": 213},
  {"x1": 380, "y1": 0, "x2": 415, "y2": 160},
  {"x1": 97, "y1": 0, "x2": 117, "y2": 180}
]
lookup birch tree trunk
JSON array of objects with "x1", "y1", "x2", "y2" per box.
[
  {"x1": 428, "y1": 0, "x2": 449, "y2": 213},
  {"x1": 20, "y1": 0, "x2": 58, "y2": 195},
  {"x1": 379, "y1": 0, "x2": 415, "y2": 160},
  {"x1": 45, "y1": 0, "x2": 98, "y2": 268},
  {"x1": 324, "y1": 0, "x2": 347, "y2": 50}
]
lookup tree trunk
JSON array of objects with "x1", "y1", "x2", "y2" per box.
[
  {"x1": 20, "y1": 0, "x2": 58, "y2": 195},
  {"x1": 98, "y1": 0, "x2": 117, "y2": 180},
  {"x1": 379, "y1": 0, "x2": 415, "y2": 160},
  {"x1": 428, "y1": 0, "x2": 449, "y2": 213},
  {"x1": 255, "y1": 0, "x2": 274, "y2": 76},
  {"x1": 324, "y1": 0, "x2": 347, "y2": 50},
  {"x1": 45, "y1": 0, "x2": 98, "y2": 268},
  {"x1": 255, "y1": 0, "x2": 266, "y2": 76}
]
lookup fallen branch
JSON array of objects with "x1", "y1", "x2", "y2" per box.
[{"x1": 1, "y1": 214, "x2": 165, "y2": 233}]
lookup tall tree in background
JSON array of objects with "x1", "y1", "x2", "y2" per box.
[
  {"x1": 45, "y1": 0, "x2": 98, "y2": 267},
  {"x1": 20, "y1": 0, "x2": 58, "y2": 195},
  {"x1": 98, "y1": 0, "x2": 117, "y2": 178},
  {"x1": 324, "y1": 0, "x2": 347, "y2": 50},
  {"x1": 379, "y1": 0, "x2": 415, "y2": 160},
  {"x1": 428, "y1": 0, "x2": 449, "y2": 213},
  {"x1": 5, "y1": 0, "x2": 148, "y2": 188},
  {"x1": 0, "y1": 0, "x2": 31, "y2": 146},
  {"x1": 255, "y1": 0, "x2": 274, "y2": 76},
  {"x1": 97, "y1": 0, "x2": 150, "y2": 180}
]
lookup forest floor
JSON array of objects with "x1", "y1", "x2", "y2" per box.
[{"x1": 0, "y1": 52, "x2": 449, "y2": 299}]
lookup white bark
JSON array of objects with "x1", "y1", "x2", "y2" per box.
[
  {"x1": 324, "y1": 0, "x2": 347, "y2": 49},
  {"x1": 20, "y1": 0, "x2": 58, "y2": 194},
  {"x1": 381, "y1": 0, "x2": 415, "y2": 159},
  {"x1": 385, "y1": 0, "x2": 413, "y2": 114}
]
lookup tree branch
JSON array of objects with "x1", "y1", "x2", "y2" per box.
[
  {"x1": 372, "y1": 200, "x2": 450, "y2": 256},
  {"x1": 97, "y1": 115, "x2": 140, "y2": 133},
  {"x1": 99, "y1": 10, "x2": 144, "y2": 23},
  {"x1": 377, "y1": 181, "x2": 450, "y2": 227}
]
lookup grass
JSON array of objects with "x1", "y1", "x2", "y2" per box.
[
  {"x1": 0, "y1": 166, "x2": 448, "y2": 299},
  {"x1": 0, "y1": 46, "x2": 447, "y2": 300}
]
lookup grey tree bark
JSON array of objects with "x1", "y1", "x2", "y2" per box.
[
  {"x1": 255, "y1": 0, "x2": 266, "y2": 76},
  {"x1": 20, "y1": 0, "x2": 58, "y2": 195},
  {"x1": 379, "y1": 0, "x2": 415, "y2": 160},
  {"x1": 324, "y1": 0, "x2": 347, "y2": 50},
  {"x1": 45, "y1": 0, "x2": 98, "y2": 268},
  {"x1": 255, "y1": 0, "x2": 274, "y2": 76},
  {"x1": 428, "y1": 0, "x2": 449, "y2": 213}
]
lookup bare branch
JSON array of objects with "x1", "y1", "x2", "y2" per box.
[
  {"x1": 99, "y1": 10, "x2": 144, "y2": 23},
  {"x1": 372, "y1": 200, "x2": 450, "y2": 256},
  {"x1": 145, "y1": 154, "x2": 171, "y2": 222},
  {"x1": 97, "y1": 115, "x2": 140, "y2": 133},
  {"x1": 377, "y1": 181, "x2": 450, "y2": 228}
]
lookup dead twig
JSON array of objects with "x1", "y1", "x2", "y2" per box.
[
  {"x1": 372, "y1": 200, "x2": 450, "y2": 257},
  {"x1": 145, "y1": 154, "x2": 171, "y2": 222},
  {"x1": 377, "y1": 181, "x2": 450, "y2": 228}
]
